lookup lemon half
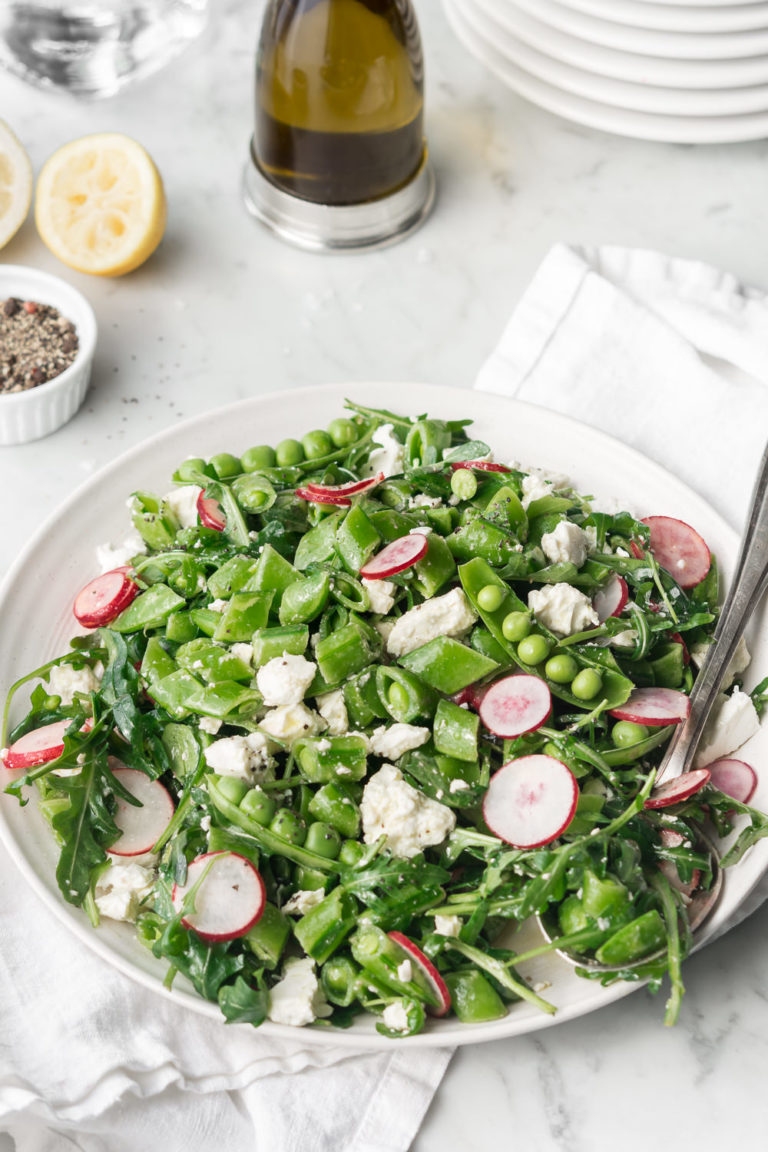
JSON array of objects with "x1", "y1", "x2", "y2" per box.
[
  {"x1": 35, "y1": 133, "x2": 166, "y2": 277},
  {"x1": 0, "y1": 120, "x2": 33, "y2": 250}
]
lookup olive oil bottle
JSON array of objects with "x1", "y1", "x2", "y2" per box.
[{"x1": 253, "y1": 0, "x2": 426, "y2": 206}]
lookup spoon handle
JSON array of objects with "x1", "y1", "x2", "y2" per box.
[{"x1": 656, "y1": 440, "x2": 768, "y2": 782}]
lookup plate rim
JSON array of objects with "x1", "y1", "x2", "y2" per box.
[{"x1": 1, "y1": 380, "x2": 766, "y2": 1050}]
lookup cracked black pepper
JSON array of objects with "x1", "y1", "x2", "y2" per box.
[{"x1": 1, "y1": 298, "x2": 79, "y2": 394}]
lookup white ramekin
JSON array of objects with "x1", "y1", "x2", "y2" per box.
[{"x1": 0, "y1": 264, "x2": 97, "y2": 446}]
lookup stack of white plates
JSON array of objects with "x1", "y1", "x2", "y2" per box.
[{"x1": 443, "y1": 0, "x2": 768, "y2": 142}]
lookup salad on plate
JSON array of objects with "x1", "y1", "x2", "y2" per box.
[{"x1": 3, "y1": 401, "x2": 767, "y2": 1037}]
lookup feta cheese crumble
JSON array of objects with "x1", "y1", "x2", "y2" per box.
[
  {"x1": 386, "y1": 588, "x2": 477, "y2": 658},
  {"x1": 199, "y1": 716, "x2": 222, "y2": 735},
  {"x1": 382, "y1": 1000, "x2": 411, "y2": 1033},
  {"x1": 366, "y1": 423, "x2": 404, "y2": 479},
  {"x1": 256, "y1": 654, "x2": 317, "y2": 707},
  {"x1": 164, "y1": 485, "x2": 202, "y2": 529},
  {"x1": 434, "y1": 914, "x2": 462, "y2": 937},
  {"x1": 369, "y1": 723, "x2": 430, "y2": 761},
  {"x1": 47, "y1": 662, "x2": 102, "y2": 705},
  {"x1": 362, "y1": 577, "x2": 396, "y2": 615},
  {"x1": 282, "y1": 889, "x2": 326, "y2": 916},
  {"x1": 694, "y1": 686, "x2": 760, "y2": 768},
  {"x1": 361, "y1": 763, "x2": 456, "y2": 859},
  {"x1": 203, "y1": 732, "x2": 271, "y2": 782},
  {"x1": 267, "y1": 958, "x2": 332, "y2": 1027},
  {"x1": 259, "y1": 703, "x2": 325, "y2": 746},
  {"x1": 315, "y1": 689, "x2": 349, "y2": 736},
  {"x1": 96, "y1": 528, "x2": 147, "y2": 573},
  {"x1": 540, "y1": 520, "x2": 590, "y2": 569},
  {"x1": 528, "y1": 583, "x2": 599, "y2": 637},
  {"x1": 94, "y1": 862, "x2": 155, "y2": 922}
]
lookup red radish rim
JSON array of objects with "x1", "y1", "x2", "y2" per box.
[
  {"x1": 451, "y1": 682, "x2": 491, "y2": 711},
  {"x1": 609, "y1": 687, "x2": 690, "y2": 727},
  {"x1": 704, "y1": 757, "x2": 757, "y2": 805},
  {"x1": 295, "y1": 486, "x2": 352, "y2": 507},
  {"x1": 670, "y1": 632, "x2": 691, "y2": 665},
  {"x1": 629, "y1": 540, "x2": 645, "y2": 560},
  {"x1": 483, "y1": 754, "x2": 578, "y2": 849},
  {"x1": 387, "y1": 930, "x2": 451, "y2": 1017},
  {"x1": 641, "y1": 515, "x2": 711, "y2": 590},
  {"x1": 304, "y1": 472, "x2": 384, "y2": 497},
  {"x1": 592, "y1": 574, "x2": 628, "y2": 624},
  {"x1": 359, "y1": 532, "x2": 429, "y2": 579},
  {"x1": 108, "y1": 764, "x2": 175, "y2": 856},
  {"x1": 644, "y1": 767, "x2": 711, "y2": 810},
  {"x1": 172, "y1": 851, "x2": 266, "y2": 942},
  {"x1": 449, "y1": 460, "x2": 511, "y2": 473},
  {"x1": 2, "y1": 718, "x2": 72, "y2": 771},
  {"x1": 74, "y1": 569, "x2": 139, "y2": 629},
  {"x1": 197, "y1": 492, "x2": 226, "y2": 530},
  {"x1": 478, "y1": 674, "x2": 552, "y2": 738}
]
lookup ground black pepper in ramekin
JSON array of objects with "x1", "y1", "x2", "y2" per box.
[{"x1": 1, "y1": 298, "x2": 79, "y2": 394}]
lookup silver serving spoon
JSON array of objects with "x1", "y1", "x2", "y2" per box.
[{"x1": 655, "y1": 438, "x2": 768, "y2": 784}]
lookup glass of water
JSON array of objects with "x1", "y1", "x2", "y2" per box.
[{"x1": 0, "y1": 1, "x2": 209, "y2": 97}]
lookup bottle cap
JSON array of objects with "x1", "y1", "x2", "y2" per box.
[{"x1": 242, "y1": 141, "x2": 435, "y2": 253}]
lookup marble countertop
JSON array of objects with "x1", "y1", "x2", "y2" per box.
[{"x1": 2, "y1": 1, "x2": 767, "y2": 1149}]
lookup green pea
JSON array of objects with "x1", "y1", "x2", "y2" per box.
[
  {"x1": 302, "y1": 430, "x2": 334, "y2": 460},
  {"x1": 611, "y1": 720, "x2": 649, "y2": 748},
  {"x1": 571, "y1": 668, "x2": 603, "y2": 701},
  {"x1": 545, "y1": 653, "x2": 578, "y2": 684},
  {"x1": 241, "y1": 445, "x2": 277, "y2": 472},
  {"x1": 304, "y1": 821, "x2": 342, "y2": 860},
  {"x1": 477, "y1": 584, "x2": 504, "y2": 613},
  {"x1": 209, "y1": 452, "x2": 242, "y2": 480},
  {"x1": 327, "y1": 417, "x2": 358, "y2": 448},
  {"x1": 517, "y1": 634, "x2": 551, "y2": 665},
  {"x1": 239, "y1": 787, "x2": 276, "y2": 826},
  {"x1": 215, "y1": 776, "x2": 250, "y2": 806},
  {"x1": 502, "y1": 611, "x2": 531, "y2": 642},
  {"x1": 176, "y1": 457, "x2": 207, "y2": 482},
  {"x1": 388, "y1": 682, "x2": 411, "y2": 713},
  {"x1": 338, "y1": 839, "x2": 365, "y2": 866},
  {"x1": 276, "y1": 438, "x2": 305, "y2": 467},
  {"x1": 42, "y1": 694, "x2": 62, "y2": 711},
  {"x1": 269, "y1": 808, "x2": 307, "y2": 846},
  {"x1": 450, "y1": 468, "x2": 478, "y2": 502}
]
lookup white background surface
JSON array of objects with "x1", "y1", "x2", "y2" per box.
[{"x1": 1, "y1": 0, "x2": 768, "y2": 1148}]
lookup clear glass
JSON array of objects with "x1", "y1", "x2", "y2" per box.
[{"x1": 0, "y1": 1, "x2": 208, "y2": 98}]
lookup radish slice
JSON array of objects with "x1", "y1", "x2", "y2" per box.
[
  {"x1": 172, "y1": 851, "x2": 266, "y2": 942},
  {"x1": 593, "y1": 575, "x2": 628, "y2": 623},
  {"x1": 449, "y1": 460, "x2": 511, "y2": 473},
  {"x1": 452, "y1": 682, "x2": 490, "y2": 710},
  {"x1": 304, "y1": 472, "x2": 384, "y2": 498},
  {"x1": 644, "y1": 767, "x2": 711, "y2": 810},
  {"x1": 670, "y1": 632, "x2": 690, "y2": 665},
  {"x1": 658, "y1": 828, "x2": 701, "y2": 897},
  {"x1": 629, "y1": 540, "x2": 645, "y2": 560},
  {"x1": 387, "y1": 930, "x2": 451, "y2": 1017},
  {"x1": 2, "y1": 719, "x2": 72, "y2": 771},
  {"x1": 359, "y1": 533, "x2": 428, "y2": 579},
  {"x1": 108, "y1": 762, "x2": 175, "y2": 856},
  {"x1": 478, "y1": 674, "x2": 551, "y2": 738},
  {"x1": 74, "y1": 568, "x2": 139, "y2": 628},
  {"x1": 705, "y1": 757, "x2": 757, "y2": 805},
  {"x1": 609, "y1": 687, "x2": 690, "y2": 727},
  {"x1": 197, "y1": 492, "x2": 226, "y2": 530},
  {"x1": 483, "y1": 754, "x2": 578, "y2": 849},
  {"x1": 641, "y1": 516, "x2": 711, "y2": 589},
  {"x1": 295, "y1": 486, "x2": 352, "y2": 507}
]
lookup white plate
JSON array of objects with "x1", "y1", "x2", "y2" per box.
[
  {"x1": 446, "y1": 0, "x2": 768, "y2": 141},
  {"x1": 478, "y1": 0, "x2": 768, "y2": 87},
  {"x1": 560, "y1": 0, "x2": 768, "y2": 34},
  {"x1": 1, "y1": 382, "x2": 767, "y2": 1049},
  {"x1": 507, "y1": 0, "x2": 768, "y2": 56},
  {"x1": 471, "y1": 0, "x2": 768, "y2": 115}
]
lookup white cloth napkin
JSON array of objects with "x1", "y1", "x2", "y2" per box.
[{"x1": 476, "y1": 241, "x2": 768, "y2": 931}]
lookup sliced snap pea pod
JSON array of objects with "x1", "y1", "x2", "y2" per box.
[
  {"x1": 444, "y1": 969, "x2": 507, "y2": 1023},
  {"x1": 165, "y1": 611, "x2": 199, "y2": 643},
  {"x1": 433, "y1": 698, "x2": 480, "y2": 762},
  {"x1": 279, "y1": 569, "x2": 331, "y2": 626},
  {"x1": 594, "y1": 910, "x2": 667, "y2": 966},
  {"x1": 150, "y1": 669, "x2": 260, "y2": 720},
  {"x1": 447, "y1": 519, "x2": 523, "y2": 568},
  {"x1": 343, "y1": 668, "x2": 388, "y2": 728},
  {"x1": 175, "y1": 638, "x2": 252, "y2": 683},
  {"x1": 189, "y1": 608, "x2": 221, "y2": 637},
  {"x1": 130, "y1": 491, "x2": 180, "y2": 550},
  {"x1": 245, "y1": 903, "x2": 290, "y2": 969},
  {"x1": 525, "y1": 494, "x2": 574, "y2": 520},
  {"x1": 160, "y1": 722, "x2": 201, "y2": 779},
  {"x1": 140, "y1": 636, "x2": 176, "y2": 684},
  {"x1": 294, "y1": 509, "x2": 345, "y2": 570},
  {"x1": 402, "y1": 748, "x2": 487, "y2": 808},
  {"x1": 206, "y1": 555, "x2": 261, "y2": 599},
  {"x1": 410, "y1": 534, "x2": 456, "y2": 598},
  {"x1": 376, "y1": 666, "x2": 438, "y2": 723},
  {"x1": 315, "y1": 622, "x2": 374, "y2": 685},
  {"x1": 328, "y1": 570, "x2": 369, "y2": 613},
  {"x1": 601, "y1": 725, "x2": 673, "y2": 767},
  {"x1": 481, "y1": 485, "x2": 526, "y2": 532},
  {"x1": 405, "y1": 419, "x2": 451, "y2": 467},
  {"x1": 335, "y1": 503, "x2": 381, "y2": 574},
  {"x1": 293, "y1": 887, "x2": 359, "y2": 964},
  {"x1": 231, "y1": 472, "x2": 276, "y2": 514},
  {"x1": 350, "y1": 924, "x2": 443, "y2": 1010},
  {"x1": 308, "y1": 781, "x2": 361, "y2": 839},
  {"x1": 207, "y1": 825, "x2": 260, "y2": 869},
  {"x1": 398, "y1": 637, "x2": 498, "y2": 696},
  {"x1": 213, "y1": 591, "x2": 273, "y2": 643},
  {"x1": 368, "y1": 508, "x2": 420, "y2": 542},
  {"x1": 206, "y1": 774, "x2": 341, "y2": 873},
  {"x1": 110, "y1": 585, "x2": 185, "y2": 633},
  {"x1": 252, "y1": 624, "x2": 309, "y2": 667},
  {"x1": 322, "y1": 955, "x2": 363, "y2": 1007},
  {"x1": 251, "y1": 544, "x2": 298, "y2": 610},
  {"x1": 295, "y1": 735, "x2": 368, "y2": 784}
]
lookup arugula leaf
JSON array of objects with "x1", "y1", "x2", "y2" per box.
[
  {"x1": 218, "y1": 974, "x2": 269, "y2": 1025},
  {"x1": 52, "y1": 759, "x2": 119, "y2": 906}
]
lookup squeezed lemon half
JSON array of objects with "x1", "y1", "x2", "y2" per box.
[
  {"x1": 35, "y1": 133, "x2": 167, "y2": 276},
  {"x1": 0, "y1": 120, "x2": 33, "y2": 250}
]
